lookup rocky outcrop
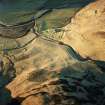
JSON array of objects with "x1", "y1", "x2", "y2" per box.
[
  {"x1": 7, "y1": 57, "x2": 105, "y2": 105},
  {"x1": 62, "y1": 0, "x2": 105, "y2": 61},
  {"x1": 6, "y1": 37, "x2": 105, "y2": 105},
  {"x1": 0, "y1": 55, "x2": 16, "y2": 105}
]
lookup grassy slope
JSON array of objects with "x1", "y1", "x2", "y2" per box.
[
  {"x1": 0, "y1": 0, "x2": 93, "y2": 27},
  {"x1": 0, "y1": 0, "x2": 94, "y2": 50}
]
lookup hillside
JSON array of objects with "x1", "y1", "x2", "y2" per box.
[
  {"x1": 0, "y1": 0, "x2": 94, "y2": 29},
  {"x1": 0, "y1": 0, "x2": 94, "y2": 55},
  {"x1": 0, "y1": 0, "x2": 105, "y2": 105},
  {"x1": 62, "y1": 0, "x2": 105, "y2": 61}
]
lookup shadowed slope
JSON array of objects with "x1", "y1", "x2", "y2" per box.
[{"x1": 0, "y1": 18, "x2": 35, "y2": 39}]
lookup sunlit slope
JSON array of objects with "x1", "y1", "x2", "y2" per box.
[
  {"x1": 7, "y1": 35, "x2": 105, "y2": 103},
  {"x1": 13, "y1": 36, "x2": 73, "y2": 74},
  {"x1": 62, "y1": 0, "x2": 105, "y2": 61}
]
